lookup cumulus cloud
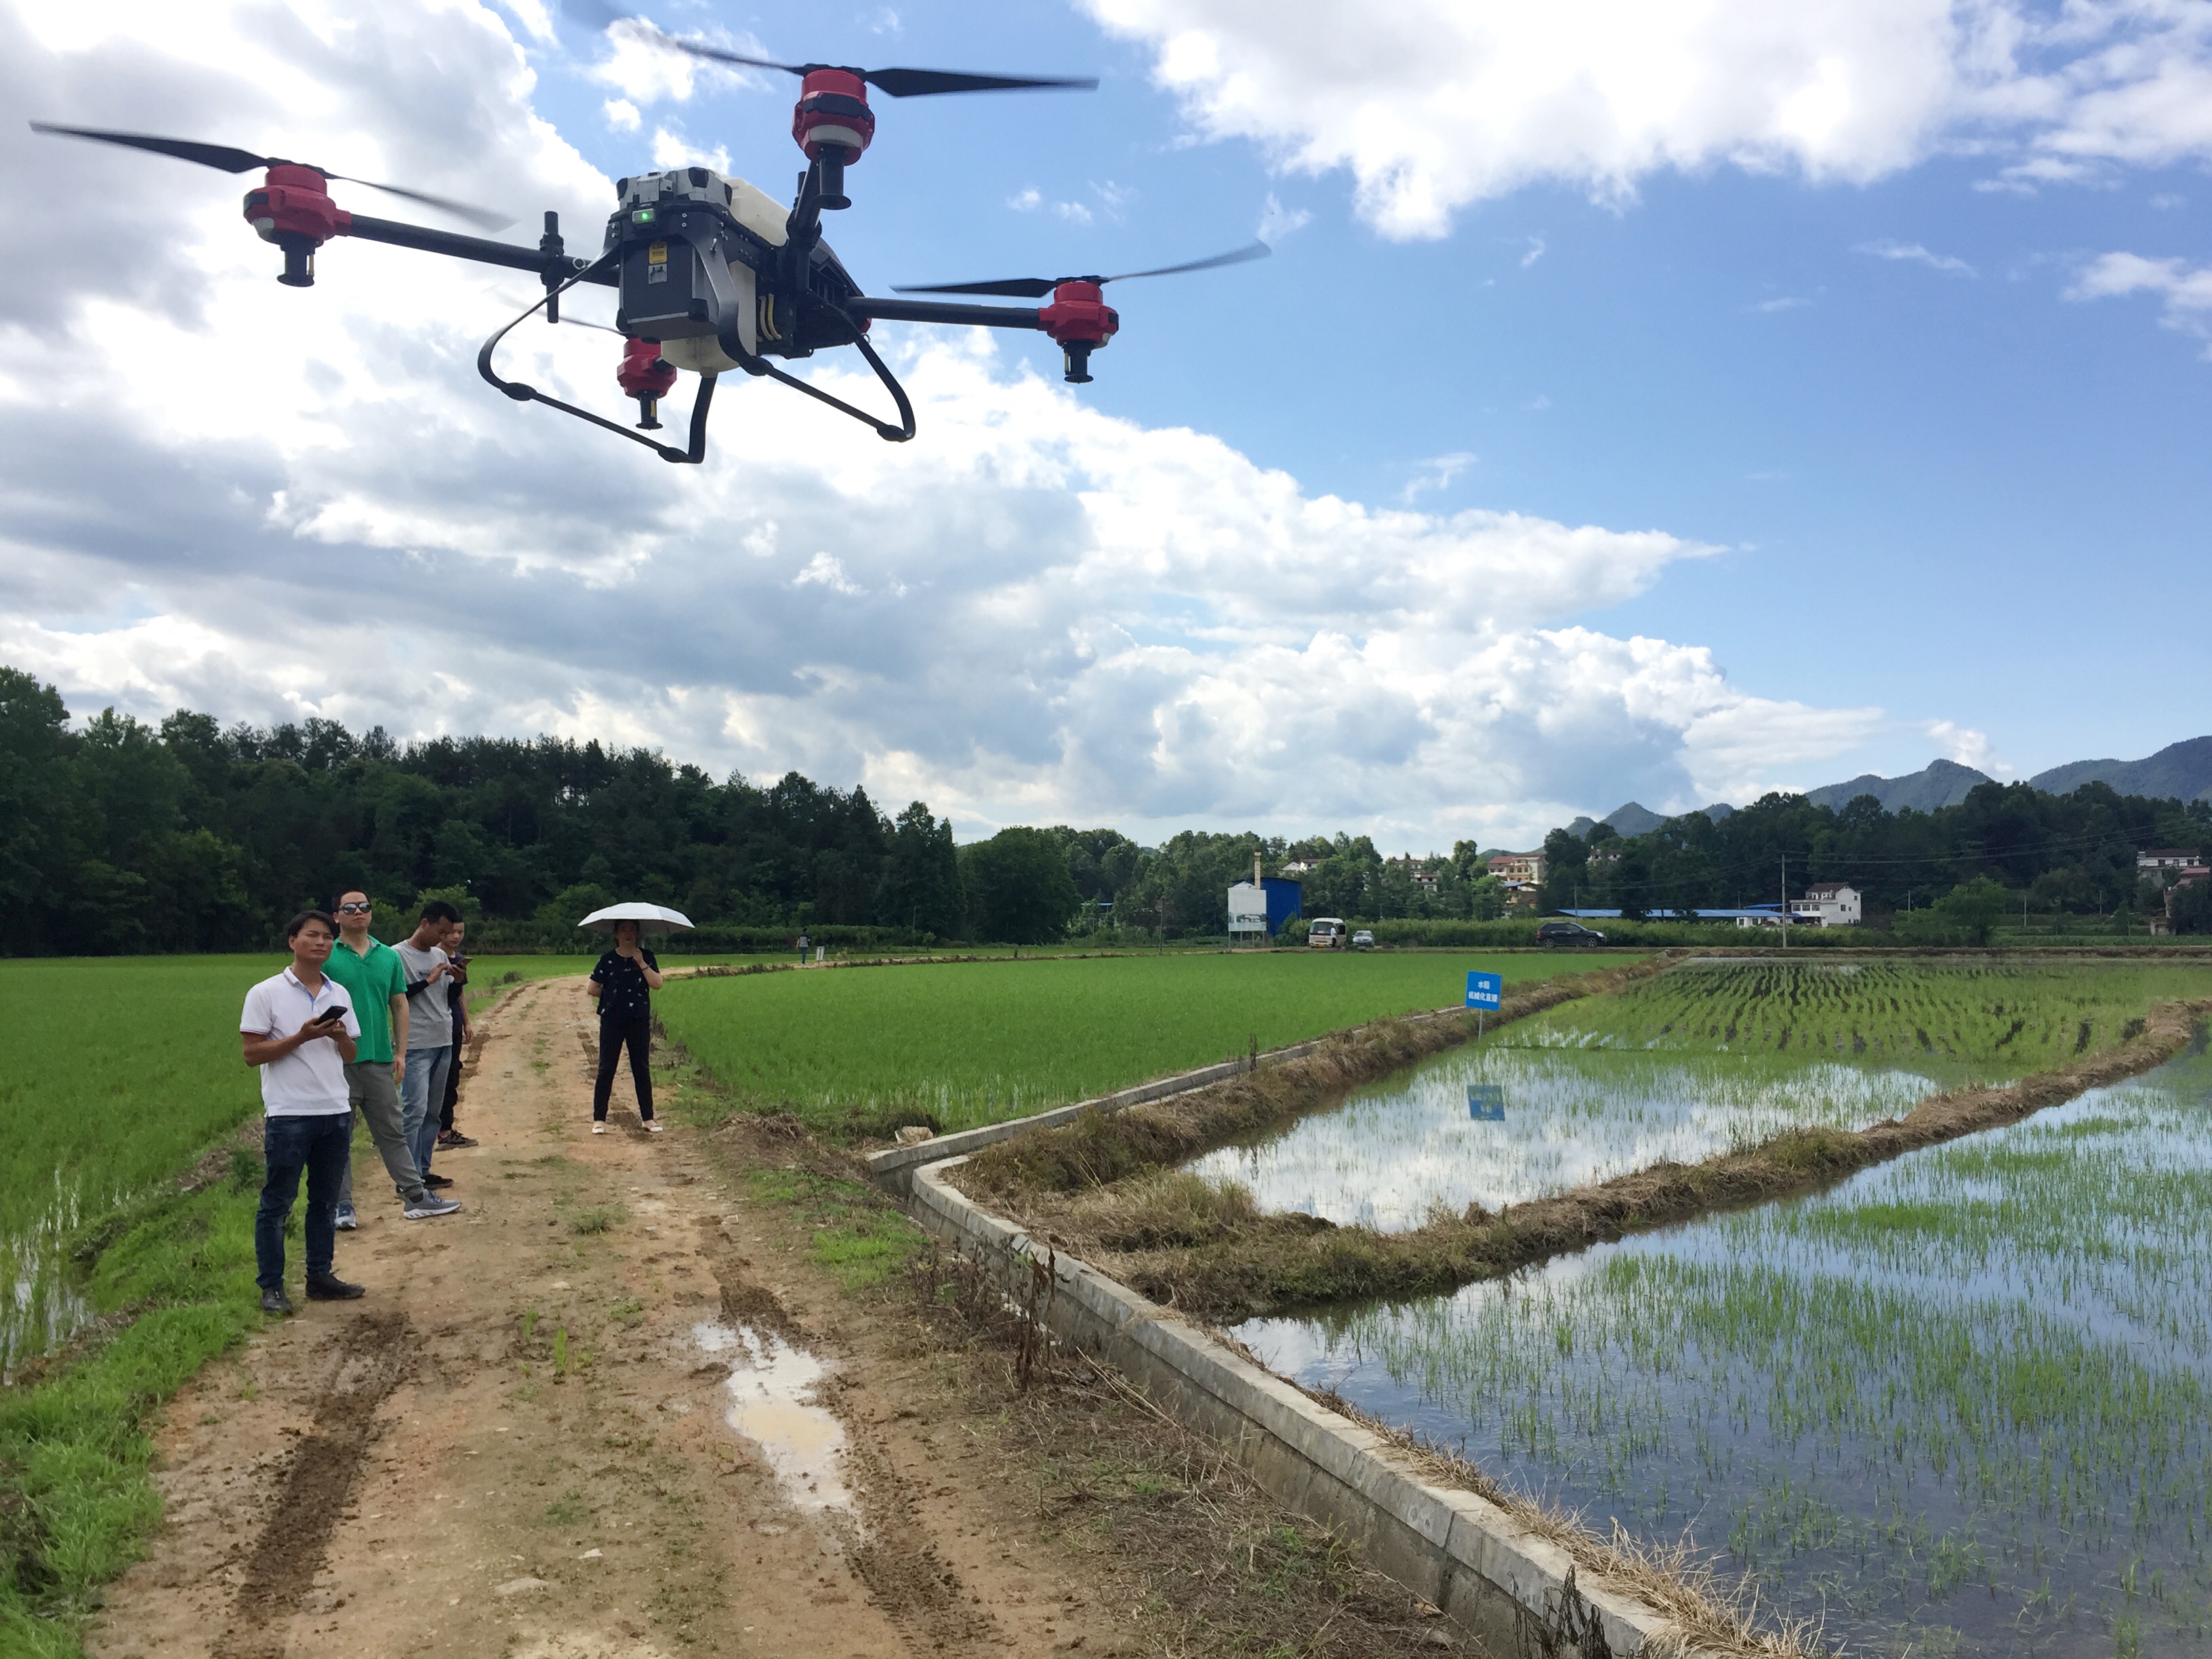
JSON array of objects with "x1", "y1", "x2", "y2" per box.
[
  {"x1": 2067, "y1": 249, "x2": 2212, "y2": 351},
  {"x1": 1, "y1": 0, "x2": 1892, "y2": 846},
  {"x1": 1081, "y1": 0, "x2": 2212, "y2": 237}
]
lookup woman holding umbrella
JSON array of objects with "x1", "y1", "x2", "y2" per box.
[{"x1": 581, "y1": 903, "x2": 690, "y2": 1134}]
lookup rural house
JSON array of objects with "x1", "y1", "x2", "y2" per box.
[
  {"x1": 2137, "y1": 848, "x2": 2203, "y2": 882},
  {"x1": 1790, "y1": 882, "x2": 1863, "y2": 926},
  {"x1": 1488, "y1": 852, "x2": 1546, "y2": 886}
]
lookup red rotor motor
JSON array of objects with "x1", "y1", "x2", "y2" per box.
[
  {"x1": 241, "y1": 164, "x2": 350, "y2": 287},
  {"x1": 793, "y1": 69, "x2": 875, "y2": 162},
  {"x1": 1038, "y1": 281, "x2": 1119, "y2": 384},
  {"x1": 617, "y1": 337, "x2": 679, "y2": 430}
]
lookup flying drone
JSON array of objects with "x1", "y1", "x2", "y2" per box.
[{"x1": 31, "y1": 23, "x2": 1267, "y2": 463}]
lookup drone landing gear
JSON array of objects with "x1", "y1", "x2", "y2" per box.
[
  {"x1": 713, "y1": 312, "x2": 914, "y2": 443},
  {"x1": 477, "y1": 254, "x2": 715, "y2": 464}
]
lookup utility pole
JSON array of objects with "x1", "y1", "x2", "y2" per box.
[{"x1": 1781, "y1": 853, "x2": 1788, "y2": 949}]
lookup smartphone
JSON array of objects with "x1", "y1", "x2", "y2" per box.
[{"x1": 314, "y1": 1008, "x2": 347, "y2": 1027}]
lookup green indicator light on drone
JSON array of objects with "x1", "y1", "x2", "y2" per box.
[{"x1": 632, "y1": 207, "x2": 655, "y2": 224}]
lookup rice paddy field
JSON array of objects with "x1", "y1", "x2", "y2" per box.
[
  {"x1": 653, "y1": 950, "x2": 1632, "y2": 1133},
  {"x1": 0, "y1": 956, "x2": 275, "y2": 1374},
  {"x1": 1230, "y1": 959, "x2": 2212, "y2": 1658},
  {"x1": 1187, "y1": 959, "x2": 2212, "y2": 1230}
]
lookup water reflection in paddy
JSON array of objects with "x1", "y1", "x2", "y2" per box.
[{"x1": 1186, "y1": 1044, "x2": 1954, "y2": 1229}]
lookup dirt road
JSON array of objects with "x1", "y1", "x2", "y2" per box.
[{"x1": 85, "y1": 976, "x2": 1126, "y2": 1659}]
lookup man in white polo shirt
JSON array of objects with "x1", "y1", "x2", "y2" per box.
[{"x1": 241, "y1": 909, "x2": 369, "y2": 1315}]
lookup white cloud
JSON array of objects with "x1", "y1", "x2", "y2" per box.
[
  {"x1": 1256, "y1": 192, "x2": 1311, "y2": 243},
  {"x1": 1519, "y1": 235, "x2": 1546, "y2": 268},
  {"x1": 1753, "y1": 295, "x2": 1811, "y2": 312},
  {"x1": 1, "y1": 0, "x2": 1900, "y2": 846},
  {"x1": 585, "y1": 18, "x2": 768, "y2": 106},
  {"x1": 1081, "y1": 0, "x2": 2212, "y2": 238},
  {"x1": 650, "y1": 126, "x2": 732, "y2": 173},
  {"x1": 2149, "y1": 191, "x2": 2186, "y2": 209},
  {"x1": 602, "y1": 97, "x2": 640, "y2": 132},
  {"x1": 2066, "y1": 249, "x2": 2212, "y2": 350},
  {"x1": 1401, "y1": 452, "x2": 1477, "y2": 503},
  {"x1": 1925, "y1": 719, "x2": 2009, "y2": 777},
  {"x1": 1008, "y1": 186, "x2": 1042, "y2": 211},
  {"x1": 794, "y1": 553, "x2": 866, "y2": 596},
  {"x1": 1855, "y1": 238, "x2": 1976, "y2": 274},
  {"x1": 1055, "y1": 200, "x2": 1095, "y2": 225}
]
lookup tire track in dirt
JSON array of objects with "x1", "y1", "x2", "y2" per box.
[{"x1": 216, "y1": 1311, "x2": 411, "y2": 1658}]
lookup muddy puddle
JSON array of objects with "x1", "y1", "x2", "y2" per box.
[{"x1": 693, "y1": 1322, "x2": 852, "y2": 1514}]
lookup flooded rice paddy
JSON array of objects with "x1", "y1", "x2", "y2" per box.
[
  {"x1": 1239, "y1": 1040, "x2": 2212, "y2": 1658},
  {"x1": 1185, "y1": 1045, "x2": 1953, "y2": 1229}
]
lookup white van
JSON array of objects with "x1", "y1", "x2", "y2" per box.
[{"x1": 1307, "y1": 917, "x2": 1347, "y2": 949}]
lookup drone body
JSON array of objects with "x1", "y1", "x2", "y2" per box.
[{"x1": 33, "y1": 28, "x2": 1265, "y2": 462}]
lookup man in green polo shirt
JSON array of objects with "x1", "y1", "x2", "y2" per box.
[{"x1": 327, "y1": 892, "x2": 462, "y2": 1225}]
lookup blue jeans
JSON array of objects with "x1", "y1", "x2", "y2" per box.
[
  {"x1": 256, "y1": 1113, "x2": 352, "y2": 1290},
  {"x1": 401, "y1": 1046, "x2": 454, "y2": 1183}
]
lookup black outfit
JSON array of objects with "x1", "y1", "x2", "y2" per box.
[
  {"x1": 441, "y1": 960, "x2": 468, "y2": 1131},
  {"x1": 590, "y1": 947, "x2": 659, "y2": 1122}
]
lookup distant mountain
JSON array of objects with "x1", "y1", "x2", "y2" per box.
[
  {"x1": 1567, "y1": 801, "x2": 1733, "y2": 840},
  {"x1": 1803, "y1": 758, "x2": 1990, "y2": 814},
  {"x1": 2029, "y1": 737, "x2": 2212, "y2": 804}
]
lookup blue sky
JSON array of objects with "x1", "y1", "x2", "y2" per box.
[{"x1": 4, "y1": 0, "x2": 2209, "y2": 846}]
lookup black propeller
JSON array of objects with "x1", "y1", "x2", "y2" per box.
[
  {"x1": 895, "y1": 240, "x2": 1271, "y2": 300},
  {"x1": 29, "y1": 123, "x2": 514, "y2": 232},
  {"x1": 605, "y1": 17, "x2": 1095, "y2": 97}
]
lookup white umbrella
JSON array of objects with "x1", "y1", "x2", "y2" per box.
[{"x1": 577, "y1": 902, "x2": 694, "y2": 936}]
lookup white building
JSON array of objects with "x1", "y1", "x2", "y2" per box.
[{"x1": 1791, "y1": 882, "x2": 1862, "y2": 926}]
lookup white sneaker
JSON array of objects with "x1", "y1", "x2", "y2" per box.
[
  {"x1": 592, "y1": 1122, "x2": 607, "y2": 1134},
  {"x1": 645, "y1": 1122, "x2": 664, "y2": 1133}
]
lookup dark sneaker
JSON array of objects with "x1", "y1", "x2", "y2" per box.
[
  {"x1": 437, "y1": 1130, "x2": 478, "y2": 1149},
  {"x1": 403, "y1": 1195, "x2": 464, "y2": 1220},
  {"x1": 261, "y1": 1287, "x2": 294, "y2": 1316},
  {"x1": 423, "y1": 1172, "x2": 455, "y2": 1189},
  {"x1": 333, "y1": 1205, "x2": 358, "y2": 1231},
  {"x1": 305, "y1": 1274, "x2": 367, "y2": 1300}
]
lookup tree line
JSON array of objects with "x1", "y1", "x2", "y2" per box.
[
  {"x1": 1536, "y1": 785, "x2": 2212, "y2": 928},
  {"x1": 4, "y1": 664, "x2": 2207, "y2": 954}
]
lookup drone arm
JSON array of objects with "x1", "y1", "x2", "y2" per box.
[
  {"x1": 843, "y1": 296, "x2": 1042, "y2": 330},
  {"x1": 342, "y1": 213, "x2": 615, "y2": 286}
]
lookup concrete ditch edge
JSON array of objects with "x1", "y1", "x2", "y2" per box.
[{"x1": 905, "y1": 1155, "x2": 1682, "y2": 1658}]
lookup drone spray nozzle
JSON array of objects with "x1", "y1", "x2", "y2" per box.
[{"x1": 617, "y1": 336, "x2": 679, "y2": 430}]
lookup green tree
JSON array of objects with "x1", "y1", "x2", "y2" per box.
[
  {"x1": 876, "y1": 802, "x2": 964, "y2": 938},
  {"x1": 960, "y1": 828, "x2": 1080, "y2": 944}
]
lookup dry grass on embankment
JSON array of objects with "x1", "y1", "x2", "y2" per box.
[{"x1": 955, "y1": 980, "x2": 2212, "y2": 1323}]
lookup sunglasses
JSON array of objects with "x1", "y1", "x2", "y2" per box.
[{"x1": 337, "y1": 902, "x2": 373, "y2": 914}]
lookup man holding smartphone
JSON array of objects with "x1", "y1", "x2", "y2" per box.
[{"x1": 240, "y1": 909, "x2": 369, "y2": 1315}]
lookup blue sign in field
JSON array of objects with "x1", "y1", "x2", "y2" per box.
[
  {"x1": 1465, "y1": 970, "x2": 1502, "y2": 1010},
  {"x1": 1467, "y1": 1084, "x2": 1506, "y2": 1121}
]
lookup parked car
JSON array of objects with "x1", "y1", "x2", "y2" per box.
[
  {"x1": 1351, "y1": 929, "x2": 1376, "y2": 949},
  {"x1": 1536, "y1": 919, "x2": 1606, "y2": 946}
]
